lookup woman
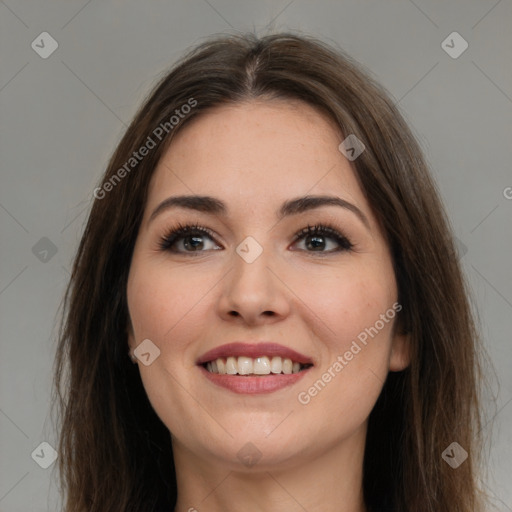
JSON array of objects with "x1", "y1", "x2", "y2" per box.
[{"x1": 53, "y1": 32, "x2": 489, "y2": 512}]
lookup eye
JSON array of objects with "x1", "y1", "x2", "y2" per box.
[
  {"x1": 158, "y1": 222, "x2": 353, "y2": 255},
  {"x1": 158, "y1": 223, "x2": 222, "y2": 253},
  {"x1": 291, "y1": 223, "x2": 353, "y2": 253}
]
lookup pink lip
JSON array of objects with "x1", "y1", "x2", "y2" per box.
[
  {"x1": 196, "y1": 342, "x2": 313, "y2": 365},
  {"x1": 198, "y1": 365, "x2": 312, "y2": 394},
  {"x1": 196, "y1": 342, "x2": 314, "y2": 395}
]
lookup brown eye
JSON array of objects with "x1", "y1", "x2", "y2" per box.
[
  {"x1": 292, "y1": 224, "x2": 353, "y2": 253},
  {"x1": 159, "y1": 223, "x2": 222, "y2": 253}
]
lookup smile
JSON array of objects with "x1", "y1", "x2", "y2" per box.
[
  {"x1": 196, "y1": 341, "x2": 314, "y2": 394},
  {"x1": 203, "y1": 356, "x2": 313, "y2": 376}
]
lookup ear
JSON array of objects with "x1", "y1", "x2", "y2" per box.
[{"x1": 389, "y1": 332, "x2": 411, "y2": 372}]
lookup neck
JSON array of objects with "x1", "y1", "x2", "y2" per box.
[{"x1": 172, "y1": 426, "x2": 368, "y2": 512}]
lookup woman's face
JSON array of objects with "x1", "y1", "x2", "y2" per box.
[{"x1": 127, "y1": 99, "x2": 409, "y2": 471}]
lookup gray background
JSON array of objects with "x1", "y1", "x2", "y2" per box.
[{"x1": 0, "y1": 1, "x2": 511, "y2": 511}]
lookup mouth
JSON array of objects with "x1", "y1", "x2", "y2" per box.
[
  {"x1": 202, "y1": 356, "x2": 313, "y2": 376},
  {"x1": 196, "y1": 342, "x2": 314, "y2": 394}
]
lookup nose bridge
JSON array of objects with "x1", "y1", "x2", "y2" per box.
[
  {"x1": 217, "y1": 234, "x2": 289, "y2": 323},
  {"x1": 231, "y1": 234, "x2": 272, "y2": 298}
]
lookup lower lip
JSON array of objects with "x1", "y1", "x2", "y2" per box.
[{"x1": 198, "y1": 365, "x2": 311, "y2": 394}]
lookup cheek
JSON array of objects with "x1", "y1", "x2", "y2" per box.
[
  {"x1": 126, "y1": 260, "x2": 214, "y2": 426},
  {"x1": 289, "y1": 259, "x2": 397, "y2": 353},
  {"x1": 293, "y1": 266, "x2": 397, "y2": 432},
  {"x1": 127, "y1": 259, "x2": 212, "y2": 341}
]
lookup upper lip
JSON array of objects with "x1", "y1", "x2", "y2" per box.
[{"x1": 196, "y1": 342, "x2": 314, "y2": 366}]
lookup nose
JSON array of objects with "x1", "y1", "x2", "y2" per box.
[{"x1": 216, "y1": 243, "x2": 290, "y2": 326}]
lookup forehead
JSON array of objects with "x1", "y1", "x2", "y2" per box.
[{"x1": 145, "y1": 99, "x2": 368, "y2": 219}]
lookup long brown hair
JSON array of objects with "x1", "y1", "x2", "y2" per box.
[{"x1": 53, "y1": 31, "x2": 489, "y2": 512}]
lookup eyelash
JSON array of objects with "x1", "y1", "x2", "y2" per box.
[{"x1": 158, "y1": 222, "x2": 354, "y2": 254}]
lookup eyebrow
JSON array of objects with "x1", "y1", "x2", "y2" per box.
[{"x1": 148, "y1": 194, "x2": 370, "y2": 230}]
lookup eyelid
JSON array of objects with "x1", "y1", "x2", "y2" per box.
[
  {"x1": 290, "y1": 223, "x2": 354, "y2": 252},
  {"x1": 157, "y1": 222, "x2": 220, "y2": 252},
  {"x1": 158, "y1": 221, "x2": 354, "y2": 254}
]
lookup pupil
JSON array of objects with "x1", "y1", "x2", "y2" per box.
[
  {"x1": 185, "y1": 235, "x2": 203, "y2": 250},
  {"x1": 307, "y1": 235, "x2": 325, "y2": 250}
]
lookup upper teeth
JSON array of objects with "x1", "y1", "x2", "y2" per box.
[{"x1": 205, "y1": 356, "x2": 305, "y2": 375}]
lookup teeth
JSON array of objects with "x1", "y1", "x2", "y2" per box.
[
  {"x1": 205, "y1": 356, "x2": 308, "y2": 375},
  {"x1": 225, "y1": 356, "x2": 237, "y2": 375},
  {"x1": 216, "y1": 358, "x2": 226, "y2": 374},
  {"x1": 238, "y1": 356, "x2": 253, "y2": 375},
  {"x1": 270, "y1": 356, "x2": 282, "y2": 374},
  {"x1": 253, "y1": 356, "x2": 271, "y2": 375}
]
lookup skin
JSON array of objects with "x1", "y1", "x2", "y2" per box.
[{"x1": 126, "y1": 99, "x2": 410, "y2": 512}]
